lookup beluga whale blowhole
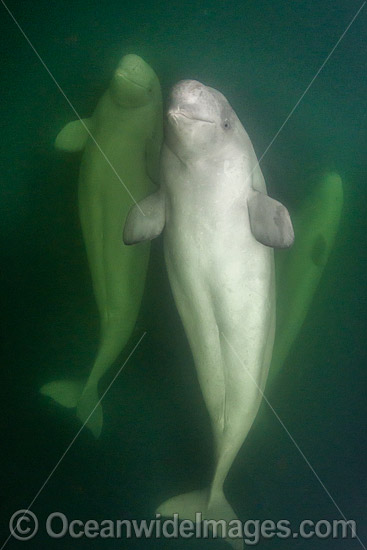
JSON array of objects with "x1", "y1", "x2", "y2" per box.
[{"x1": 124, "y1": 80, "x2": 294, "y2": 549}]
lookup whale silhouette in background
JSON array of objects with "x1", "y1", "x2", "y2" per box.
[
  {"x1": 124, "y1": 80, "x2": 294, "y2": 549},
  {"x1": 40, "y1": 54, "x2": 163, "y2": 438},
  {"x1": 267, "y1": 171, "x2": 343, "y2": 388}
]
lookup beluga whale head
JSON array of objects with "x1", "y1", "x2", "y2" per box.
[
  {"x1": 166, "y1": 80, "x2": 247, "y2": 162},
  {"x1": 110, "y1": 54, "x2": 160, "y2": 107}
]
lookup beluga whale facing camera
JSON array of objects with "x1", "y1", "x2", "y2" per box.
[
  {"x1": 41, "y1": 54, "x2": 162, "y2": 438},
  {"x1": 124, "y1": 80, "x2": 294, "y2": 549}
]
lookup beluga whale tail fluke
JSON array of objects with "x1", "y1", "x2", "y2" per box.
[
  {"x1": 124, "y1": 79, "x2": 294, "y2": 549},
  {"x1": 40, "y1": 54, "x2": 163, "y2": 438},
  {"x1": 40, "y1": 380, "x2": 103, "y2": 438},
  {"x1": 40, "y1": 380, "x2": 84, "y2": 409},
  {"x1": 157, "y1": 488, "x2": 243, "y2": 550}
]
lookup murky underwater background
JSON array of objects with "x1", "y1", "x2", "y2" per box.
[{"x1": 0, "y1": 0, "x2": 366, "y2": 548}]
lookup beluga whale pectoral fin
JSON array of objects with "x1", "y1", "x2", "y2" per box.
[
  {"x1": 123, "y1": 190, "x2": 166, "y2": 245},
  {"x1": 248, "y1": 191, "x2": 294, "y2": 249},
  {"x1": 55, "y1": 118, "x2": 94, "y2": 152}
]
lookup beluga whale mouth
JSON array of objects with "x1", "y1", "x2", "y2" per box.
[
  {"x1": 167, "y1": 109, "x2": 215, "y2": 125},
  {"x1": 115, "y1": 72, "x2": 150, "y2": 91},
  {"x1": 167, "y1": 80, "x2": 225, "y2": 130}
]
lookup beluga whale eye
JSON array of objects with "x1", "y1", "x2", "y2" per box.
[{"x1": 223, "y1": 119, "x2": 230, "y2": 130}]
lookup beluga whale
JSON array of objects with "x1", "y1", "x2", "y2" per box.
[
  {"x1": 123, "y1": 80, "x2": 294, "y2": 548},
  {"x1": 40, "y1": 54, "x2": 163, "y2": 438},
  {"x1": 267, "y1": 171, "x2": 343, "y2": 388}
]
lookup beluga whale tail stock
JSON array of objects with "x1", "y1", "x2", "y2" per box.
[
  {"x1": 40, "y1": 54, "x2": 163, "y2": 438},
  {"x1": 124, "y1": 80, "x2": 294, "y2": 549}
]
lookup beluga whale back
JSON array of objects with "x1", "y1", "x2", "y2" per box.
[{"x1": 124, "y1": 80, "x2": 294, "y2": 549}]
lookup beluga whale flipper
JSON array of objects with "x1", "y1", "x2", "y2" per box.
[
  {"x1": 40, "y1": 54, "x2": 163, "y2": 438},
  {"x1": 124, "y1": 80, "x2": 294, "y2": 549}
]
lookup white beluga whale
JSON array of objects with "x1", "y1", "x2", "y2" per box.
[
  {"x1": 124, "y1": 80, "x2": 294, "y2": 548},
  {"x1": 40, "y1": 54, "x2": 162, "y2": 438}
]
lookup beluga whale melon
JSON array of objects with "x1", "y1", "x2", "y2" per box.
[
  {"x1": 124, "y1": 80, "x2": 294, "y2": 549},
  {"x1": 40, "y1": 54, "x2": 163, "y2": 438}
]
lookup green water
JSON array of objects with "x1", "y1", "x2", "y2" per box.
[{"x1": 1, "y1": 1, "x2": 366, "y2": 548}]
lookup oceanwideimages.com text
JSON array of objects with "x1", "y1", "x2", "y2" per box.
[{"x1": 9, "y1": 510, "x2": 357, "y2": 545}]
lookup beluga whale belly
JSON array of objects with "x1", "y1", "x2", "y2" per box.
[{"x1": 123, "y1": 80, "x2": 294, "y2": 548}]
